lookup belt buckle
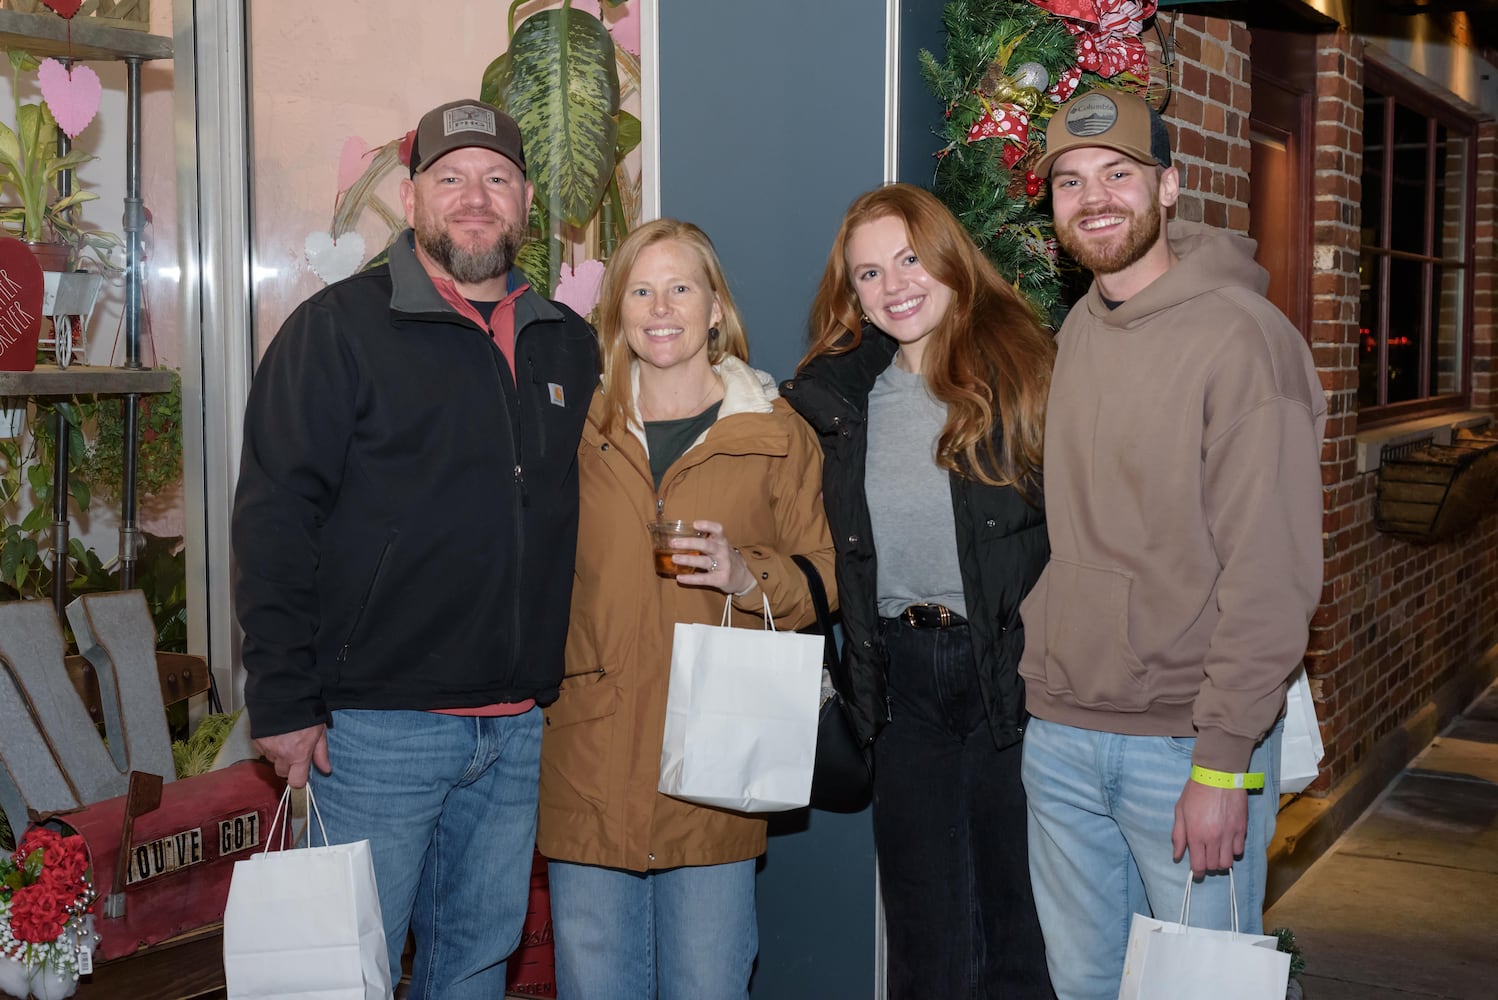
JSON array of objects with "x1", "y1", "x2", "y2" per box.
[{"x1": 904, "y1": 603, "x2": 951, "y2": 629}]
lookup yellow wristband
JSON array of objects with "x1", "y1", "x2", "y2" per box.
[{"x1": 1190, "y1": 765, "x2": 1264, "y2": 790}]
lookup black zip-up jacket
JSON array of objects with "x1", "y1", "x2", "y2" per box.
[
  {"x1": 782, "y1": 330, "x2": 1049, "y2": 751},
  {"x1": 233, "y1": 231, "x2": 599, "y2": 738}
]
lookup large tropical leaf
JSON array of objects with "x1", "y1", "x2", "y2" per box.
[
  {"x1": 495, "y1": 8, "x2": 620, "y2": 228},
  {"x1": 616, "y1": 109, "x2": 641, "y2": 160},
  {"x1": 515, "y1": 238, "x2": 552, "y2": 294}
]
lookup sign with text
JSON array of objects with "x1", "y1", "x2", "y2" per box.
[{"x1": 0, "y1": 237, "x2": 43, "y2": 372}]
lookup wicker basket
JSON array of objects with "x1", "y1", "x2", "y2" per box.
[
  {"x1": 1375, "y1": 428, "x2": 1498, "y2": 543},
  {"x1": 0, "y1": 0, "x2": 149, "y2": 31}
]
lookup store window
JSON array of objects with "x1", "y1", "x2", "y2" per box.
[{"x1": 1358, "y1": 68, "x2": 1475, "y2": 423}]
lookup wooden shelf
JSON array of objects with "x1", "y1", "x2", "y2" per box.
[
  {"x1": 0, "y1": 364, "x2": 173, "y2": 396},
  {"x1": 0, "y1": 9, "x2": 171, "y2": 61}
]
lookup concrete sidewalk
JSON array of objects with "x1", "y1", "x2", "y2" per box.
[{"x1": 1264, "y1": 680, "x2": 1498, "y2": 998}]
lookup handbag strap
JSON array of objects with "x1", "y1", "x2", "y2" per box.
[{"x1": 790, "y1": 555, "x2": 846, "y2": 691}]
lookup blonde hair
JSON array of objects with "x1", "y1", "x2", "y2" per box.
[
  {"x1": 804, "y1": 183, "x2": 1054, "y2": 491},
  {"x1": 595, "y1": 219, "x2": 749, "y2": 436}
]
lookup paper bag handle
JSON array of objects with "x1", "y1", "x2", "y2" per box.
[
  {"x1": 1179, "y1": 868, "x2": 1239, "y2": 932},
  {"x1": 262, "y1": 783, "x2": 331, "y2": 855},
  {"x1": 719, "y1": 593, "x2": 776, "y2": 630}
]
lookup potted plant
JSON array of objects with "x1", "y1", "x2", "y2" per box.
[{"x1": 0, "y1": 49, "x2": 120, "y2": 273}]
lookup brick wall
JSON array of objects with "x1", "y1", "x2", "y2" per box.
[
  {"x1": 1151, "y1": 16, "x2": 1252, "y2": 233},
  {"x1": 1154, "y1": 17, "x2": 1498, "y2": 790}
]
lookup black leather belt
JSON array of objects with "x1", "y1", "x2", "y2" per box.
[{"x1": 901, "y1": 603, "x2": 966, "y2": 629}]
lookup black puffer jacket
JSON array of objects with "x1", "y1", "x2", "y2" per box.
[{"x1": 782, "y1": 330, "x2": 1049, "y2": 751}]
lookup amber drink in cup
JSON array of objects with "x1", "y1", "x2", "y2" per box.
[{"x1": 648, "y1": 520, "x2": 705, "y2": 577}]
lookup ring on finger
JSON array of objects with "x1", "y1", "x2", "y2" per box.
[{"x1": 710, "y1": 558, "x2": 719, "y2": 571}]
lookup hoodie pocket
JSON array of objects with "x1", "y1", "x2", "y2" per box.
[{"x1": 1039, "y1": 559, "x2": 1151, "y2": 710}]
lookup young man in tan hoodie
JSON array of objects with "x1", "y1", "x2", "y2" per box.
[{"x1": 1017, "y1": 88, "x2": 1326, "y2": 1000}]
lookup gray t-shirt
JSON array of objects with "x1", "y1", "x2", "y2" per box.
[{"x1": 865, "y1": 361, "x2": 966, "y2": 619}]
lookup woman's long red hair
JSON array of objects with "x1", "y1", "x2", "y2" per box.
[{"x1": 804, "y1": 183, "x2": 1054, "y2": 492}]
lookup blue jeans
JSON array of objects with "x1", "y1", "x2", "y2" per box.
[
  {"x1": 1021, "y1": 717, "x2": 1282, "y2": 1000},
  {"x1": 547, "y1": 859, "x2": 757, "y2": 1000},
  {"x1": 872, "y1": 617, "x2": 1053, "y2": 999},
  {"x1": 310, "y1": 708, "x2": 541, "y2": 1000}
]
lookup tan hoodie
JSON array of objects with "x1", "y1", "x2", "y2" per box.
[{"x1": 1019, "y1": 220, "x2": 1326, "y2": 772}]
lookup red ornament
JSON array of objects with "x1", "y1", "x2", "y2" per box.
[
  {"x1": 1048, "y1": 65, "x2": 1083, "y2": 102},
  {"x1": 1061, "y1": 0, "x2": 1155, "y2": 80},
  {"x1": 1029, "y1": 0, "x2": 1100, "y2": 23},
  {"x1": 41, "y1": 0, "x2": 83, "y2": 17},
  {"x1": 966, "y1": 103, "x2": 1032, "y2": 170}
]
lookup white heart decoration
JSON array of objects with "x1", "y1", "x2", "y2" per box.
[
  {"x1": 304, "y1": 231, "x2": 366, "y2": 285},
  {"x1": 37, "y1": 59, "x2": 102, "y2": 138}
]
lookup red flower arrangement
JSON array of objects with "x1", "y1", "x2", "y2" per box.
[{"x1": 0, "y1": 828, "x2": 96, "y2": 987}]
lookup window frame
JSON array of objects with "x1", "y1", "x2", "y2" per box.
[{"x1": 1357, "y1": 64, "x2": 1477, "y2": 428}]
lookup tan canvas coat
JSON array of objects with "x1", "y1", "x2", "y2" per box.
[{"x1": 538, "y1": 357, "x2": 837, "y2": 872}]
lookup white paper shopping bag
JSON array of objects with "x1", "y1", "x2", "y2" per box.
[
  {"x1": 659, "y1": 595, "x2": 823, "y2": 812},
  {"x1": 1279, "y1": 666, "x2": 1325, "y2": 794},
  {"x1": 1118, "y1": 873, "x2": 1290, "y2": 1000},
  {"x1": 223, "y1": 785, "x2": 393, "y2": 1000}
]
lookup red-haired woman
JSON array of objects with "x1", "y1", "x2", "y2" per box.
[{"x1": 782, "y1": 183, "x2": 1056, "y2": 998}]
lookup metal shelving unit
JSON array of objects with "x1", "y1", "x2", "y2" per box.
[{"x1": 0, "y1": 10, "x2": 174, "y2": 613}]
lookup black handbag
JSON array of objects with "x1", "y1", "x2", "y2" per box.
[{"x1": 791, "y1": 555, "x2": 872, "y2": 813}]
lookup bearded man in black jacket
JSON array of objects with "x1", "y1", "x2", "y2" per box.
[{"x1": 232, "y1": 99, "x2": 597, "y2": 998}]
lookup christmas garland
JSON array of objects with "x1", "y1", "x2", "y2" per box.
[{"x1": 920, "y1": 0, "x2": 1157, "y2": 319}]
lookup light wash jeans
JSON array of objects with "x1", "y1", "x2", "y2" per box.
[
  {"x1": 1021, "y1": 716, "x2": 1282, "y2": 1000},
  {"x1": 310, "y1": 708, "x2": 541, "y2": 1000},
  {"x1": 547, "y1": 859, "x2": 757, "y2": 1000}
]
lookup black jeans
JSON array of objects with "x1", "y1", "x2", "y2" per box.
[{"x1": 872, "y1": 617, "x2": 1054, "y2": 999}]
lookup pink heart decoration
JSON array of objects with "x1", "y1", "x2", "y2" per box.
[
  {"x1": 553, "y1": 259, "x2": 606, "y2": 316},
  {"x1": 38, "y1": 60, "x2": 102, "y2": 139},
  {"x1": 336, "y1": 136, "x2": 372, "y2": 194},
  {"x1": 42, "y1": 0, "x2": 83, "y2": 17}
]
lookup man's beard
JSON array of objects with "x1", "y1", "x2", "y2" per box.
[
  {"x1": 1056, "y1": 197, "x2": 1162, "y2": 275},
  {"x1": 415, "y1": 214, "x2": 526, "y2": 285}
]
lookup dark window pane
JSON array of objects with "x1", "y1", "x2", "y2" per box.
[
  {"x1": 1436, "y1": 127, "x2": 1468, "y2": 264},
  {"x1": 1389, "y1": 102, "x2": 1429, "y2": 254},
  {"x1": 1429, "y1": 265, "x2": 1464, "y2": 397},
  {"x1": 1362, "y1": 91, "x2": 1386, "y2": 247},
  {"x1": 1386, "y1": 257, "x2": 1426, "y2": 404},
  {"x1": 1358, "y1": 250, "x2": 1385, "y2": 409}
]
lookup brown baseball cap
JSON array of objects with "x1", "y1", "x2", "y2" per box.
[
  {"x1": 1033, "y1": 89, "x2": 1172, "y2": 179},
  {"x1": 409, "y1": 99, "x2": 526, "y2": 177}
]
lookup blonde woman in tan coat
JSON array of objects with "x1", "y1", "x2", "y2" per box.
[{"x1": 537, "y1": 218, "x2": 836, "y2": 1000}]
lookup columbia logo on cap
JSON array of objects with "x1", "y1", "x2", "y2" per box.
[{"x1": 1062, "y1": 93, "x2": 1121, "y2": 137}]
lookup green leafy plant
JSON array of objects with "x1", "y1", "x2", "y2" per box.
[
  {"x1": 0, "y1": 399, "x2": 96, "y2": 599},
  {"x1": 331, "y1": 0, "x2": 641, "y2": 296},
  {"x1": 172, "y1": 710, "x2": 242, "y2": 778},
  {"x1": 921, "y1": 0, "x2": 1157, "y2": 319},
  {"x1": 1273, "y1": 926, "x2": 1307, "y2": 979},
  {"x1": 79, "y1": 370, "x2": 183, "y2": 504},
  {"x1": 1, "y1": 390, "x2": 186, "y2": 652},
  {"x1": 483, "y1": 0, "x2": 639, "y2": 294},
  {"x1": 0, "y1": 49, "x2": 122, "y2": 269}
]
